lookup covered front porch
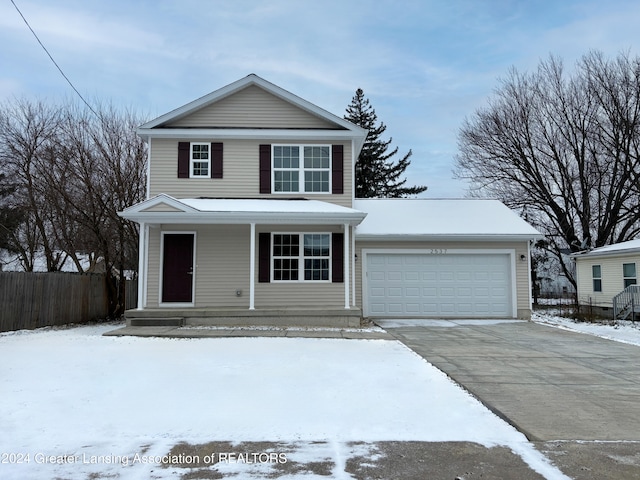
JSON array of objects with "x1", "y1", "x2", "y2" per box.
[{"x1": 118, "y1": 195, "x2": 366, "y2": 327}]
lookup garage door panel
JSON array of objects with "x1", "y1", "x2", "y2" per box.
[
  {"x1": 405, "y1": 271, "x2": 420, "y2": 282},
  {"x1": 370, "y1": 271, "x2": 386, "y2": 281},
  {"x1": 366, "y1": 253, "x2": 512, "y2": 317}
]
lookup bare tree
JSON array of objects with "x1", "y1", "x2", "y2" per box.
[
  {"x1": 0, "y1": 98, "x2": 147, "y2": 315},
  {"x1": 0, "y1": 99, "x2": 64, "y2": 270},
  {"x1": 455, "y1": 51, "x2": 640, "y2": 286}
]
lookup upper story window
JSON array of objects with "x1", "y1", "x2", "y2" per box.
[
  {"x1": 623, "y1": 263, "x2": 637, "y2": 288},
  {"x1": 191, "y1": 143, "x2": 210, "y2": 178},
  {"x1": 272, "y1": 145, "x2": 330, "y2": 193},
  {"x1": 592, "y1": 265, "x2": 602, "y2": 292}
]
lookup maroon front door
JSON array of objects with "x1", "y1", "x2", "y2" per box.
[{"x1": 162, "y1": 233, "x2": 194, "y2": 303}]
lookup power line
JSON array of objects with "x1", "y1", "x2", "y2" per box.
[{"x1": 10, "y1": 0, "x2": 100, "y2": 118}]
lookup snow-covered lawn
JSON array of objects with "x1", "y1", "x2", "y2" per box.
[
  {"x1": 0, "y1": 322, "x2": 565, "y2": 479},
  {"x1": 533, "y1": 311, "x2": 640, "y2": 346}
]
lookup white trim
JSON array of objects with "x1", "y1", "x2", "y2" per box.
[
  {"x1": 137, "y1": 222, "x2": 146, "y2": 310},
  {"x1": 142, "y1": 224, "x2": 149, "y2": 309},
  {"x1": 159, "y1": 231, "x2": 197, "y2": 307},
  {"x1": 119, "y1": 195, "x2": 366, "y2": 226},
  {"x1": 361, "y1": 248, "x2": 517, "y2": 318},
  {"x1": 249, "y1": 223, "x2": 256, "y2": 310},
  {"x1": 189, "y1": 142, "x2": 211, "y2": 179},
  {"x1": 145, "y1": 137, "x2": 151, "y2": 200},
  {"x1": 270, "y1": 232, "x2": 332, "y2": 283},
  {"x1": 271, "y1": 144, "x2": 331, "y2": 195},
  {"x1": 351, "y1": 225, "x2": 356, "y2": 307},
  {"x1": 527, "y1": 241, "x2": 533, "y2": 309},
  {"x1": 344, "y1": 223, "x2": 350, "y2": 309}
]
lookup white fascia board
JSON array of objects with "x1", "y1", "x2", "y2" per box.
[
  {"x1": 572, "y1": 248, "x2": 640, "y2": 260},
  {"x1": 355, "y1": 233, "x2": 541, "y2": 242},
  {"x1": 119, "y1": 211, "x2": 367, "y2": 226},
  {"x1": 136, "y1": 127, "x2": 361, "y2": 141},
  {"x1": 119, "y1": 193, "x2": 198, "y2": 215}
]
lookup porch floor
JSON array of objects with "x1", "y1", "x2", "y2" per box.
[
  {"x1": 124, "y1": 306, "x2": 363, "y2": 329},
  {"x1": 103, "y1": 324, "x2": 391, "y2": 340}
]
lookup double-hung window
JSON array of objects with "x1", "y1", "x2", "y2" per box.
[
  {"x1": 190, "y1": 143, "x2": 210, "y2": 178},
  {"x1": 273, "y1": 145, "x2": 330, "y2": 193},
  {"x1": 623, "y1": 263, "x2": 637, "y2": 288},
  {"x1": 272, "y1": 233, "x2": 330, "y2": 282},
  {"x1": 592, "y1": 265, "x2": 602, "y2": 292}
]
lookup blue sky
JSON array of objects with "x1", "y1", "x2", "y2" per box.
[{"x1": 2, "y1": 0, "x2": 640, "y2": 197}]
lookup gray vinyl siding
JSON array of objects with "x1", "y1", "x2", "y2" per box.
[
  {"x1": 575, "y1": 254, "x2": 640, "y2": 308},
  {"x1": 145, "y1": 224, "x2": 348, "y2": 309},
  {"x1": 354, "y1": 240, "x2": 532, "y2": 319},
  {"x1": 168, "y1": 85, "x2": 340, "y2": 129},
  {"x1": 148, "y1": 138, "x2": 354, "y2": 206}
]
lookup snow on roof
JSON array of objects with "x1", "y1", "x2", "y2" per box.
[
  {"x1": 119, "y1": 195, "x2": 367, "y2": 225},
  {"x1": 354, "y1": 198, "x2": 541, "y2": 240},
  {"x1": 180, "y1": 197, "x2": 360, "y2": 214},
  {"x1": 575, "y1": 238, "x2": 640, "y2": 258}
]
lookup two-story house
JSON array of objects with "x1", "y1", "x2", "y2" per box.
[{"x1": 120, "y1": 74, "x2": 540, "y2": 327}]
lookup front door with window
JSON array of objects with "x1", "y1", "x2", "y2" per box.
[{"x1": 162, "y1": 233, "x2": 194, "y2": 303}]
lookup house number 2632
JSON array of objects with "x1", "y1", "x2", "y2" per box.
[{"x1": 429, "y1": 249, "x2": 448, "y2": 254}]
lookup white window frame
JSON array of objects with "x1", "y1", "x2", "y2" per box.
[
  {"x1": 271, "y1": 232, "x2": 332, "y2": 283},
  {"x1": 623, "y1": 262, "x2": 637, "y2": 288},
  {"x1": 272, "y1": 145, "x2": 331, "y2": 194},
  {"x1": 190, "y1": 142, "x2": 210, "y2": 179},
  {"x1": 592, "y1": 264, "x2": 602, "y2": 292}
]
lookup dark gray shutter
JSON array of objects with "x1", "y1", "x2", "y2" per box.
[
  {"x1": 178, "y1": 142, "x2": 190, "y2": 178},
  {"x1": 332, "y1": 144, "x2": 344, "y2": 194},
  {"x1": 259, "y1": 144, "x2": 271, "y2": 194},
  {"x1": 332, "y1": 233, "x2": 344, "y2": 283},
  {"x1": 258, "y1": 232, "x2": 271, "y2": 283},
  {"x1": 211, "y1": 142, "x2": 223, "y2": 179}
]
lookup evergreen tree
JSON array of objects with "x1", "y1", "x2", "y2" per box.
[{"x1": 345, "y1": 88, "x2": 427, "y2": 198}]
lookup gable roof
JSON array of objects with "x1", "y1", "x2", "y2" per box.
[
  {"x1": 119, "y1": 194, "x2": 367, "y2": 226},
  {"x1": 138, "y1": 74, "x2": 368, "y2": 153},
  {"x1": 572, "y1": 238, "x2": 640, "y2": 259},
  {"x1": 354, "y1": 199, "x2": 542, "y2": 241}
]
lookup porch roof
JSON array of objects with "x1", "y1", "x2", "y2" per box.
[{"x1": 119, "y1": 194, "x2": 367, "y2": 226}]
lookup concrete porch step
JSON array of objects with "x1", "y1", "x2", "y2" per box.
[
  {"x1": 128, "y1": 317, "x2": 184, "y2": 327},
  {"x1": 125, "y1": 307, "x2": 363, "y2": 328}
]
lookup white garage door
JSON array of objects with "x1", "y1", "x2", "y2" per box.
[{"x1": 365, "y1": 253, "x2": 513, "y2": 317}]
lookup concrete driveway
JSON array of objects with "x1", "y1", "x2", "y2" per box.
[
  {"x1": 377, "y1": 319, "x2": 640, "y2": 479},
  {"x1": 377, "y1": 319, "x2": 640, "y2": 441}
]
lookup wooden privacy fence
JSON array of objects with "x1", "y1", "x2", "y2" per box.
[{"x1": 0, "y1": 272, "x2": 137, "y2": 332}]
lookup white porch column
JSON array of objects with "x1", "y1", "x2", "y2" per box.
[
  {"x1": 352, "y1": 226, "x2": 356, "y2": 307},
  {"x1": 137, "y1": 222, "x2": 146, "y2": 310},
  {"x1": 249, "y1": 222, "x2": 256, "y2": 310},
  {"x1": 344, "y1": 223, "x2": 350, "y2": 309}
]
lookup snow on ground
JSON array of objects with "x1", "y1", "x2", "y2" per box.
[
  {"x1": 0, "y1": 322, "x2": 566, "y2": 479},
  {"x1": 533, "y1": 311, "x2": 640, "y2": 346}
]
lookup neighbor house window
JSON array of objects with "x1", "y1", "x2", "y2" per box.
[
  {"x1": 191, "y1": 143, "x2": 210, "y2": 178},
  {"x1": 592, "y1": 265, "x2": 602, "y2": 292},
  {"x1": 272, "y1": 233, "x2": 330, "y2": 281},
  {"x1": 623, "y1": 263, "x2": 637, "y2": 288},
  {"x1": 273, "y1": 145, "x2": 330, "y2": 193}
]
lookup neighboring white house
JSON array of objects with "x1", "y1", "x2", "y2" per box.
[
  {"x1": 572, "y1": 239, "x2": 640, "y2": 318},
  {"x1": 119, "y1": 74, "x2": 541, "y2": 327}
]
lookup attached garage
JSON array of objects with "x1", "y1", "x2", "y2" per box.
[
  {"x1": 353, "y1": 199, "x2": 542, "y2": 320},
  {"x1": 363, "y1": 251, "x2": 514, "y2": 317}
]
